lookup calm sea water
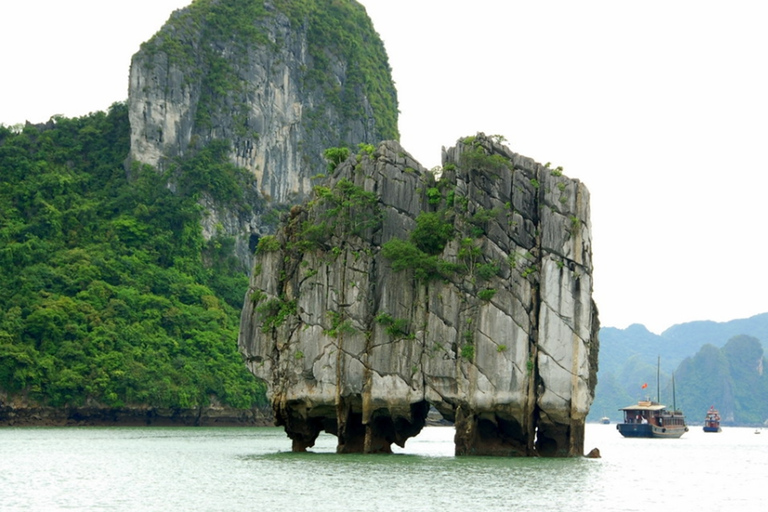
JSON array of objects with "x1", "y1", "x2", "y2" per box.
[{"x1": 0, "y1": 423, "x2": 764, "y2": 511}]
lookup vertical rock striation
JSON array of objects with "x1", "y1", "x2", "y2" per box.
[
  {"x1": 127, "y1": 0, "x2": 398, "y2": 268},
  {"x1": 238, "y1": 133, "x2": 599, "y2": 456}
]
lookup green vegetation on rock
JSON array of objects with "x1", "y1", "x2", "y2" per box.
[
  {"x1": 459, "y1": 140, "x2": 511, "y2": 177},
  {"x1": 141, "y1": 0, "x2": 398, "y2": 141},
  {"x1": 0, "y1": 105, "x2": 266, "y2": 411},
  {"x1": 375, "y1": 312, "x2": 412, "y2": 339},
  {"x1": 293, "y1": 176, "x2": 382, "y2": 252},
  {"x1": 172, "y1": 139, "x2": 259, "y2": 207}
]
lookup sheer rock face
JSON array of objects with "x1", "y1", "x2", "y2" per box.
[
  {"x1": 127, "y1": 1, "x2": 397, "y2": 268},
  {"x1": 238, "y1": 134, "x2": 599, "y2": 456}
]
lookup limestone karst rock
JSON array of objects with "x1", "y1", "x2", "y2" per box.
[
  {"x1": 238, "y1": 133, "x2": 600, "y2": 456},
  {"x1": 127, "y1": 0, "x2": 398, "y2": 268}
]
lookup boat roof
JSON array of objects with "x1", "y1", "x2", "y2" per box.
[{"x1": 620, "y1": 401, "x2": 667, "y2": 411}]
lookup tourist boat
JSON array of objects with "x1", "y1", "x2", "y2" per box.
[
  {"x1": 617, "y1": 358, "x2": 687, "y2": 438},
  {"x1": 703, "y1": 406, "x2": 722, "y2": 433},
  {"x1": 600, "y1": 416, "x2": 610, "y2": 424},
  {"x1": 616, "y1": 400, "x2": 688, "y2": 438}
]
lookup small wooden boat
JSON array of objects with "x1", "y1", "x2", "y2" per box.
[
  {"x1": 617, "y1": 358, "x2": 687, "y2": 438},
  {"x1": 616, "y1": 401, "x2": 688, "y2": 438},
  {"x1": 703, "y1": 406, "x2": 721, "y2": 433}
]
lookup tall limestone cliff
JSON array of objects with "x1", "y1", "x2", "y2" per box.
[
  {"x1": 127, "y1": 0, "x2": 398, "y2": 266},
  {"x1": 238, "y1": 133, "x2": 600, "y2": 456}
]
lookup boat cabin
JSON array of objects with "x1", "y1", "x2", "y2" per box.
[{"x1": 620, "y1": 401, "x2": 686, "y2": 428}]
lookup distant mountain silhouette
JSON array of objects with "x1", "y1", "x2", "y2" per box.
[
  {"x1": 675, "y1": 335, "x2": 768, "y2": 425},
  {"x1": 591, "y1": 313, "x2": 768, "y2": 426}
]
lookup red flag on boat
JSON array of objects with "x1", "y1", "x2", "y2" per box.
[{"x1": 641, "y1": 383, "x2": 648, "y2": 389}]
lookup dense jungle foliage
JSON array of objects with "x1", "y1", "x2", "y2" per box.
[{"x1": 0, "y1": 104, "x2": 266, "y2": 410}]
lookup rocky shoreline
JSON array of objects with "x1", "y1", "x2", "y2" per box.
[
  {"x1": 0, "y1": 404, "x2": 274, "y2": 428},
  {"x1": 0, "y1": 401, "x2": 453, "y2": 429}
]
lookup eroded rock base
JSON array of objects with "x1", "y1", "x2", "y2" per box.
[
  {"x1": 454, "y1": 410, "x2": 533, "y2": 457},
  {"x1": 535, "y1": 421, "x2": 586, "y2": 458},
  {"x1": 276, "y1": 399, "x2": 430, "y2": 454}
]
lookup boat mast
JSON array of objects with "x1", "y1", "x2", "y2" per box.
[
  {"x1": 672, "y1": 373, "x2": 677, "y2": 412},
  {"x1": 656, "y1": 355, "x2": 660, "y2": 403}
]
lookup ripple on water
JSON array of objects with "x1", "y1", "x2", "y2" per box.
[{"x1": 0, "y1": 425, "x2": 765, "y2": 511}]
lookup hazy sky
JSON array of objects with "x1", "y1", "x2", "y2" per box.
[{"x1": 2, "y1": 1, "x2": 767, "y2": 334}]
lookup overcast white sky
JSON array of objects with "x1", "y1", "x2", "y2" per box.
[{"x1": 2, "y1": 1, "x2": 767, "y2": 334}]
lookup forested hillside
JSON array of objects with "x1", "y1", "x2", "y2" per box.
[
  {"x1": 0, "y1": 104, "x2": 267, "y2": 419},
  {"x1": 676, "y1": 335, "x2": 768, "y2": 425}
]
